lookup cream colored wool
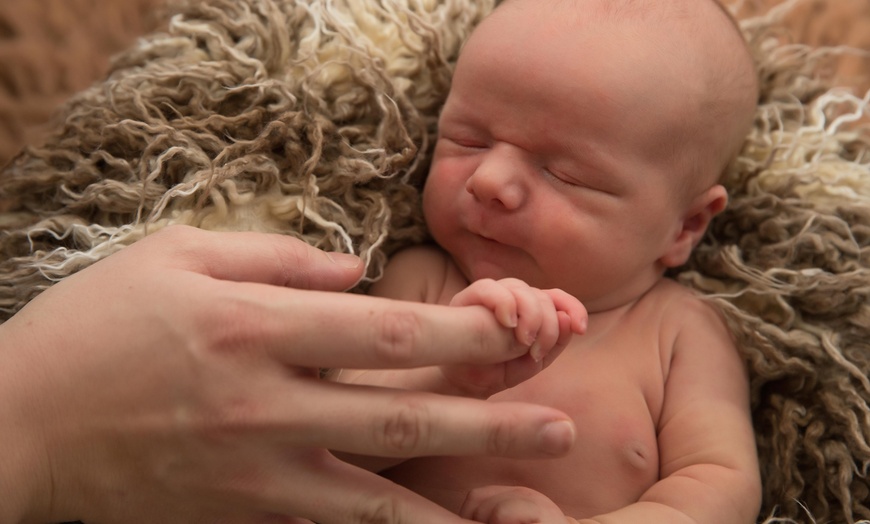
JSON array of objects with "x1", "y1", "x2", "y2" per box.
[
  {"x1": 1, "y1": 0, "x2": 869, "y2": 522},
  {"x1": 0, "y1": 0, "x2": 493, "y2": 310}
]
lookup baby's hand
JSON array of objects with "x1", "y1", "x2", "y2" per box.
[
  {"x1": 441, "y1": 278, "x2": 587, "y2": 397},
  {"x1": 460, "y1": 485, "x2": 578, "y2": 524},
  {"x1": 451, "y1": 278, "x2": 587, "y2": 362}
]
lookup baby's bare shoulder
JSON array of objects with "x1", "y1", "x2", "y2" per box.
[
  {"x1": 638, "y1": 279, "x2": 735, "y2": 363},
  {"x1": 648, "y1": 279, "x2": 728, "y2": 329}
]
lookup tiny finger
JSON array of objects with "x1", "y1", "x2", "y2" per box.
[
  {"x1": 451, "y1": 279, "x2": 518, "y2": 329},
  {"x1": 500, "y1": 283, "x2": 543, "y2": 347},
  {"x1": 544, "y1": 288, "x2": 588, "y2": 334},
  {"x1": 529, "y1": 291, "x2": 560, "y2": 362}
]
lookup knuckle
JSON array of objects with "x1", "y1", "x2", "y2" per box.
[
  {"x1": 372, "y1": 308, "x2": 423, "y2": 365},
  {"x1": 486, "y1": 415, "x2": 517, "y2": 456},
  {"x1": 499, "y1": 277, "x2": 526, "y2": 289},
  {"x1": 533, "y1": 288, "x2": 554, "y2": 304},
  {"x1": 377, "y1": 396, "x2": 431, "y2": 455},
  {"x1": 467, "y1": 278, "x2": 499, "y2": 296},
  {"x1": 193, "y1": 295, "x2": 268, "y2": 359}
]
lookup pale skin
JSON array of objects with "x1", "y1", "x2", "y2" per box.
[
  {"x1": 338, "y1": 0, "x2": 762, "y2": 522},
  {"x1": 0, "y1": 225, "x2": 579, "y2": 524}
]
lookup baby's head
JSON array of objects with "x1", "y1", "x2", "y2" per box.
[{"x1": 423, "y1": 0, "x2": 758, "y2": 311}]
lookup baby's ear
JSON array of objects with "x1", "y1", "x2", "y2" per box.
[{"x1": 659, "y1": 184, "x2": 728, "y2": 268}]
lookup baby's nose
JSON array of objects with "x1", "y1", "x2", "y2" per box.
[{"x1": 465, "y1": 152, "x2": 527, "y2": 210}]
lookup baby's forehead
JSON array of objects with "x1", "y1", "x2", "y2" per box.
[
  {"x1": 470, "y1": 0, "x2": 757, "y2": 170},
  {"x1": 496, "y1": 0, "x2": 744, "y2": 43}
]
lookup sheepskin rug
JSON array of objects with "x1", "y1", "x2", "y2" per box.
[{"x1": 1, "y1": 0, "x2": 869, "y2": 522}]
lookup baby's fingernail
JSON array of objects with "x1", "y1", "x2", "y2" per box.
[
  {"x1": 530, "y1": 341, "x2": 544, "y2": 362},
  {"x1": 536, "y1": 420, "x2": 575, "y2": 456},
  {"x1": 504, "y1": 312, "x2": 518, "y2": 328},
  {"x1": 524, "y1": 330, "x2": 537, "y2": 346},
  {"x1": 577, "y1": 316, "x2": 588, "y2": 333}
]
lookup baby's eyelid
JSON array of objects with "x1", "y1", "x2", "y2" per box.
[
  {"x1": 544, "y1": 166, "x2": 610, "y2": 194},
  {"x1": 448, "y1": 137, "x2": 488, "y2": 149},
  {"x1": 544, "y1": 166, "x2": 579, "y2": 186}
]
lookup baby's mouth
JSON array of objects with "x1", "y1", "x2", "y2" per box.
[
  {"x1": 474, "y1": 228, "x2": 511, "y2": 247},
  {"x1": 464, "y1": 212, "x2": 515, "y2": 247}
]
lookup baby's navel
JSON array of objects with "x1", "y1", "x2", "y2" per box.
[{"x1": 622, "y1": 440, "x2": 654, "y2": 472}]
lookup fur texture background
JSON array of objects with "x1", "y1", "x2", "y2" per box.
[
  {"x1": 0, "y1": 0, "x2": 167, "y2": 168},
  {"x1": 1, "y1": 0, "x2": 869, "y2": 522}
]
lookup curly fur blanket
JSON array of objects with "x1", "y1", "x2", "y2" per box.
[{"x1": 1, "y1": 0, "x2": 869, "y2": 522}]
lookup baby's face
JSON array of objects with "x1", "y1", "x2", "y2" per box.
[{"x1": 423, "y1": 1, "x2": 729, "y2": 311}]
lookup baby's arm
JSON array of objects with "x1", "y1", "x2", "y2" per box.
[{"x1": 582, "y1": 298, "x2": 760, "y2": 524}]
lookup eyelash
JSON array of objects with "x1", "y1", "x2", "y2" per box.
[
  {"x1": 443, "y1": 138, "x2": 607, "y2": 193},
  {"x1": 542, "y1": 167, "x2": 579, "y2": 188},
  {"x1": 449, "y1": 138, "x2": 488, "y2": 149}
]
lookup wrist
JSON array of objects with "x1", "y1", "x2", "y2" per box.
[{"x1": 0, "y1": 323, "x2": 57, "y2": 523}]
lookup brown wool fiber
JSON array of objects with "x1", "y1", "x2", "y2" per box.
[{"x1": 1, "y1": 1, "x2": 870, "y2": 522}]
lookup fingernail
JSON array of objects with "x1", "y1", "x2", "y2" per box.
[
  {"x1": 524, "y1": 330, "x2": 537, "y2": 346},
  {"x1": 327, "y1": 252, "x2": 362, "y2": 269},
  {"x1": 530, "y1": 341, "x2": 544, "y2": 362},
  {"x1": 499, "y1": 311, "x2": 518, "y2": 328},
  {"x1": 536, "y1": 420, "x2": 575, "y2": 456}
]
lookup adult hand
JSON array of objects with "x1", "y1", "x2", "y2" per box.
[{"x1": 0, "y1": 225, "x2": 575, "y2": 524}]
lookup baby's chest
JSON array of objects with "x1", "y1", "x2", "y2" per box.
[
  {"x1": 383, "y1": 337, "x2": 669, "y2": 516},
  {"x1": 493, "y1": 333, "x2": 666, "y2": 426},
  {"x1": 486, "y1": 340, "x2": 666, "y2": 511}
]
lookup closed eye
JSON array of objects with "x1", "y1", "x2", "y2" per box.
[
  {"x1": 543, "y1": 167, "x2": 617, "y2": 196},
  {"x1": 543, "y1": 167, "x2": 583, "y2": 187},
  {"x1": 446, "y1": 137, "x2": 489, "y2": 149}
]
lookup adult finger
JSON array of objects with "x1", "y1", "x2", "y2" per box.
[
  {"x1": 260, "y1": 454, "x2": 469, "y2": 524},
  {"x1": 138, "y1": 225, "x2": 364, "y2": 291},
  {"x1": 267, "y1": 379, "x2": 576, "y2": 460},
  {"x1": 242, "y1": 289, "x2": 527, "y2": 370}
]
